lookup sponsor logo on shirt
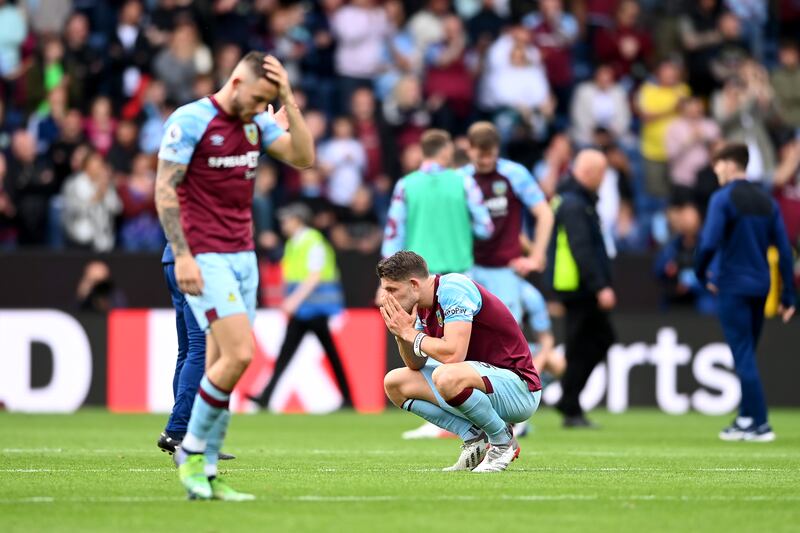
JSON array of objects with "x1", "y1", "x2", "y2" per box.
[
  {"x1": 207, "y1": 151, "x2": 259, "y2": 170},
  {"x1": 244, "y1": 124, "x2": 259, "y2": 146},
  {"x1": 443, "y1": 306, "x2": 470, "y2": 319},
  {"x1": 210, "y1": 134, "x2": 225, "y2": 146}
]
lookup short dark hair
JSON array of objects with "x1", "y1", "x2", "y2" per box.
[
  {"x1": 240, "y1": 50, "x2": 269, "y2": 81},
  {"x1": 420, "y1": 129, "x2": 451, "y2": 158},
  {"x1": 467, "y1": 121, "x2": 500, "y2": 150},
  {"x1": 376, "y1": 251, "x2": 429, "y2": 281},
  {"x1": 713, "y1": 143, "x2": 749, "y2": 171}
]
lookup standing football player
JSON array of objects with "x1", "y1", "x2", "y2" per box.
[{"x1": 156, "y1": 51, "x2": 313, "y2": 500}]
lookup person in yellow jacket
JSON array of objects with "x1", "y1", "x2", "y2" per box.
[{"x1": 250, "y1": 203, "x2": 354, "y2": 409}]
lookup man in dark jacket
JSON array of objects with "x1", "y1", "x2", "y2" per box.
[
  {"x1": 548, "y1": 149, "x2": 616, "y2": 428},
  {"x1": 695, "y1": 143, "x2": 796, "y2": 442}
]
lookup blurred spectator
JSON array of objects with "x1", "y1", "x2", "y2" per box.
[
  {"x1": 692, "y1": 138, "x2": 726, "y2": 216},
  {"x1": 292, "y1": 167, "x2": 338, "y2": 233},
  {"x1": 665, "y1": 97, "x2": 721, "y2": 189},
  {"x1": 28, "y1": 86, "x2": 68, "y2": 156},
  {"x1": 0, "y1": 99, "x2": 24, "y2": 154},
  {"x1": 423, "y1": 14, "x2": 475, "y2": 133},
  {"x1": 382, "y1": 75, "x2": 431, "y2": 151},
  {"x1": 330, "y1": 185, "x2": 383, "y2": 254},
  {"x1": 523, "y1": 0, "x2": 579, "y2": 117},
  {"x1": 399, "y1": 141, "x2": 423, "y2": 175},
  {"x1": 570, "y1": 64, "x2": 631, "y2": 147},
  {"x1": 108, "y1": 120, "x2": 140, "y2": 176},
  {"x1": 375, "y1": 0, "x2": 421, "y2": 101},
  {"x1": 723, "y1": 0, "x2": 767, "y2": 62},
  {"x1": 117, "y1": 153, "x2": 163, "y2": 251},
  {"x1": 62, "y1": 12, "x2": 103, "y2": 112},
  {"x1": 350, "y1": 87, "x2": 396, "y2": 217},
  {"x1": 318, "y1": 116, "x2": 367, "y2": 208},
  {"x1": 773, "y1": 139, "x2": 800, "y2": 250},
  {"x1": 637, "y1": 59, "x2": 690, "y2": 199},
  {"x1": 533, "y1": 132, "x2": 572, "y2": 199},
  {"x1": 262, "y1": 3, "x2": 308, "y2": 87},
  {"x1": 107, "y1": 0, "x2": 154, "y2": 108},
  {"x1": 0, "y1": 152, "x2": 16, "y2": 247},
  {"x1": 8, "y1": 129, "x2": 55, "y2": 245},
  {"x1": 300, "y1": 0, "x2": 339, "y2": 117},
  {"x1": 21, "y1": 0, "x2": 72, "y2": 35},
  {"x1": 49, "y1": 109, "x2": 85, "y2": 186},
  {"x1": 213, "y1": 43, "x2": 242, "y2": 91},
  {"x1": 709, "y1": 11, "x2": 750, "y2": 85},
  {"x1": 137, "y1": 80, "x2": 172, "y2": 154},
  {"x1": 75, "y1": 260, "x2": 127, "y2": 312},
  {"x1": 84, "y1": 95, "x2": 117, "y2": 156},
  {"x1": 153, "y1": 20, "x2": 211, "y2": 105},
  {"x1": 253, "y1": 161, "x2": 279, "y2": 253},
  {"x1": 61, "y1": 150, "x2": 121, "y2": 251},
  {"x1": 771, "y1": 40, "x2": 800, "y2": 134},
  {"x1": 466, "y1": 0, "x2": 506, "y2": 50},
  {"x1": 679, "y1": 0, "x2": 724, "y2": 97},
  {"x1": 711, "y1": 60, "x2": 777, "y2": 181},
  {"x1": 654, "y1": 193, "x2": 716, "y2": 314},
  {"x1": 330, "y1": 0, "x2": 391, "y2": 112},
  {"x1": 479, "y1": 26, "x2": 552, "y2": 142},
  {"x1": 779, "y1": 0, "x2": 800, "y2": 41},
  {"x1": 0, "y1": 0, "x2": 27, "y2": 100},
  {"x1": 594, "y1": 0, "x2": 654, "y2": 85},
  {"x1": 407, "y1": 0, "x2": 449, "y2": 52},
  {"x1": 22, "y1": 35, "x2": 66, "y2": 115}
]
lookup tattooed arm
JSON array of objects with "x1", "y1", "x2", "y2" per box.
[{"x1": 156, "y1": 159, "x2": 203, "y2": 295}]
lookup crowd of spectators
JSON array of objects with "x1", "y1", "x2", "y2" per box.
[{"x1": 0, "y1": 0, "x2": 799, "y2": 313}]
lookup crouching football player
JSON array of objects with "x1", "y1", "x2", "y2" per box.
[{"x1": 379, "y1": 251, "x2": 542, "y2": 472}]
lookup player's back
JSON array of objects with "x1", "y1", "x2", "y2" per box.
[{"x1": 403, "y1": 168, "x2": 474, "y2": 273}]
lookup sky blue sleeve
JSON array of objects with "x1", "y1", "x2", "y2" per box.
[
  {"x1": 438, "y1": 274, "x2": 482, "y2": 324},
  {"x1": 520, "y1": 281, "x2": 551, "y2": 333},
  {"x1": 463, "y1": 174, "x2": 493, "y2": 240},
  {"x1": 253, "y1": 111, "x2": 287, "y2": 150},
  {"x1": 157, "y1": 107, "x2": 207, "y2": 165},
  {"x1": 382, "y1": 179, "x2": 407, "y2": 257},
  {"x1": 500, "y1": 159, "x2": 546, "y2": 210}
]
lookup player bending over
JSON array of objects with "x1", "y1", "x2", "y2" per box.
[
  {"x1": 156, "y1": 51, "x2": 313, "y2": 500},
  {"x1": 379, "y1": 251, "x2": 542, "y2": 472}
]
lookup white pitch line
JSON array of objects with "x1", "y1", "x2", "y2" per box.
[
  {"x1": 2, "y1": 494, "x2": 800, "y2": 505},
  {"x1": 1, "y1": 466, "x2": 796, "y2": 474}
]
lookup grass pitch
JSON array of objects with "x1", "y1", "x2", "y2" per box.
[{"x1": 1, "y1": 409, "x2": 799, "y2": 532}]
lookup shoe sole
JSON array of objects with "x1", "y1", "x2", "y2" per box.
[
  {"x1": 744, "y1": 433, "x2": 776, "y2": 442},
  {"x1": 719, "y1": 432, "x2": 745, "y2": 441}
]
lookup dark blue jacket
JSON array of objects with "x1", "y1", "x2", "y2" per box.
[{"x1": 695, "y1": 179, "x2": 796, "y2": 307}]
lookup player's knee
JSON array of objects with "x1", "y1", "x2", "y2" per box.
[
  {"x1": 227, "y1": 340, "x2": 254, "y2": 368},
  {"x1": 384, "y1": 369, "x2": 406, "y2": 406},
  {"x1": 431, "y1": 366, "x2": 460, "y2": 399}
]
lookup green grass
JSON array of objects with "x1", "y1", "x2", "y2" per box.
[{"x1": 1, "y1": 409, "x2": 799, "y2": 532}]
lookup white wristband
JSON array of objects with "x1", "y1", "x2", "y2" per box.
[{"x1": 413, "y1": 332, "x2": 427, "y2": 358}]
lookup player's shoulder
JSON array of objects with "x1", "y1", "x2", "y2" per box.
[
  {"x1": 439, "y1": 273, "x2": 481, "y2": 299},
  {"x1": 165, "y1": 97, "x2": 218, "y2": 131},
  {"x1": 496, "y1": 158, "x2": 532, "y2": 180},
  {"x1": 459, "y1": 163, "x2": 476, "y2": 176}
]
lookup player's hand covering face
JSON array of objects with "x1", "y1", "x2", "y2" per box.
[{"x1": 379, "y1": 293, "x2": 417, "y2": 339}]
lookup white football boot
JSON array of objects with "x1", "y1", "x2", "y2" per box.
[
  {"x1": 472, "y1": 436, "x2": 520, "y2": 473},
  {"x1": 442, "y1": 433, "x2": 488, "y2": 471}
]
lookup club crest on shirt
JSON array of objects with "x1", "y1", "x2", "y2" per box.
[
  {"x1": 492, "y1": 179, "x2": 508, "y2": 196},
  {"x1": 244, "y1": 124, "x2": 258, "y2": 146},
  {"x1": 436, "y1": 309, "x2": 444, "y2": 327}
]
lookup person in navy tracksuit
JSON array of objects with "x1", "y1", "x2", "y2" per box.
[{"x1": 695, "y1": 143, "x2": 796, "y2": 442}]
